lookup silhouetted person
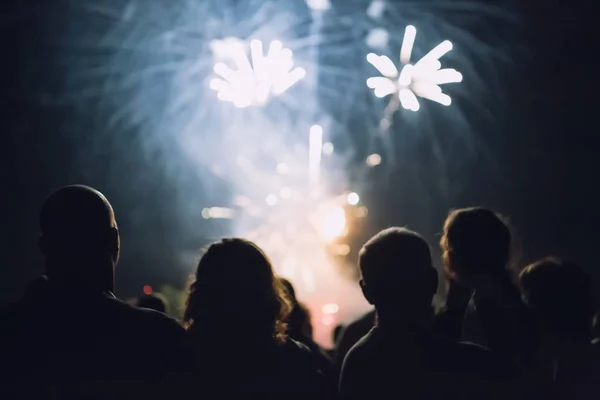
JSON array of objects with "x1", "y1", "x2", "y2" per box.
[
  {"x1": 436, "y1": 207, "x2": 534, "y2": 364},
  {"x1": 184, "y1": 238, "x2": 326, "y2": 399},
  {"x1": 334, "y1": 309, "x2": 376, "y2": 370},
  {"x1": 340, "y1": 227, "x2": 510, "y2": 400},
  {"x1": 519, "y1": 258, "x2": 600, "y2": 398},
  {"x1": 280, "y1": 278, "x2": 337, "y2": 397},
  {"x1": 0, "y1": 185, "x2": 191, "y2": 399},
  {"x1": 137, "y1": 294, "x2": 167, "y2": 313}
]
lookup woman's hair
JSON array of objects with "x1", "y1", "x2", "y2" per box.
[
  {"x1": 184, "y1": 238, "x2": 291, "y2": 342},
  {"x1": 440, "y1": 207, "x2": 511, "y2": 280}
]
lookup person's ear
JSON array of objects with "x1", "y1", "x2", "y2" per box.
[{"x1": 360, "y1": 279, "x2": 374, "y2": 305}]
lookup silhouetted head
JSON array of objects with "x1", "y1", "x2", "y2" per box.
[
  {"x1": 39, "y1": 185, "x2": 119, "y2": 293},
  {"x1": 184, "y1": 238, "x2": 291, "y2": 342},
  {"x1": 520, "y1": 257, "x2": 594, "y2": 341},
  {"x1": 137, "y1": 294, "x2": 167, "y2": 313},
  {"x1": 441, "y1": 207, "x2": 511, "y2": 282},
  {"x1": 359, "y1": 227, "x2": 437, "y2": 320}
]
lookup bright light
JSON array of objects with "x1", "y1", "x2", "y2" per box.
[
  {"x1": 366, "y1": 153, "x2": 382, "y2": 166},
  {"x1": 319, "y1": 205, "x2": 347, "y2": 242},
  {"x1": 366, "y1": 25, "x2": 462, "y2": 111},
  {"x1": 306, "y1": 0, "x2": 331, "y2": 11},
  {"x1": 347, "y1": 192, "x2": 360, "y2": 206},
  {"x1": 266, "y1": 194, "x2": 278, "y2": 206},
  {"x1": 322, "y1": 142, "x2": 334, "y2": 155},
  {"x1": 322, "y1": 303, "x2": 340, "y2": 314},
  {"x1": 211, "y1": 38, "x2": 306, "y2": 108}
]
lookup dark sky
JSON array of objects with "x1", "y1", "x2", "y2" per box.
[{"x1": 1, "y1": 0, "x2": 598, "y2": 305}]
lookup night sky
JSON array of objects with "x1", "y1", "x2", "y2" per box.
[{"x1": 1, "y1": 0, "x2": 598, "y2": 307}]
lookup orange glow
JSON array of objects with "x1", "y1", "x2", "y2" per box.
[{"x1": 143, "y1": 285, "x2": 153, "y2": 295}]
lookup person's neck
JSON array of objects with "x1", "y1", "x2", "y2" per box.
[
  {"x1": 45, "y1": 258, "x2": 114, "y2": 294},
  {"x1": 376, "y1": 306, "x2": 433, "y2": 331}
]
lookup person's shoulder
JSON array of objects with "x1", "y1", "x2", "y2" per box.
[
  {"x1": 343, "y1": 327, "x2": 377, "y2": 365},
  {"x1": 104, "y1": 295, "x2": 185, "y2": 335},
  {"x1": 280, "y1": 338, "x2": 324, "y2": 370},
  {"x1": 350, "y1": 310, "x2": 376, "y2": 329},
  {"x1": 351, "y1": 326, "x2": 376, "y2": 349},
  {"x1": 281, "y1": 337, "x2": 313, "y2": 357}
]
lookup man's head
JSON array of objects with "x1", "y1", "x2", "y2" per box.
[
  {"x1": 441, "y1": 207, "x2": 511, "y2": 282},
  {"x1": 520, "y1": 257, "x2": 594, "y2": 341},
  {"x1": 39, "y1": 185, "x2": 120, "y2": 292},
  {"x1": 359, "y1": 227, "x2": 437, "y2": 317}
]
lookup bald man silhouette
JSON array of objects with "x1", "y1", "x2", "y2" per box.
[{"x1": 0, "y1": 185, "x2": 192, "y2": 399}]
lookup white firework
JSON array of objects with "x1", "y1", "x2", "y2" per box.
[
  {"x1": 366, "y1": 25, "x2": 463, "y2": 111},
  {"x1": 210, "y1": 38, "x2": 306, "y2": 108}
]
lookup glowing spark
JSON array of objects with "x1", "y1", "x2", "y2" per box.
[
  {"x1": 366, "y1": 25, "x2": 463, "y2": 111},
  {"x1": 210, "y1": 38, "x2": 306, "y2": 108}
]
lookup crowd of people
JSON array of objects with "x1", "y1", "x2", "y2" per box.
[{"x1": 1, "y1": 184, "x2": 599, "y2": 399}]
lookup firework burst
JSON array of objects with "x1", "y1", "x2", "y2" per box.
[{"x1": 366, "y1": 25, "x2": 463, "y2": 112}]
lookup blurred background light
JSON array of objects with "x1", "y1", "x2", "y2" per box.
[
  {"x1": 322, "y1": 142, "x2": 334, "y2": 155},
  {"x1": 306, "y1": 0, "x2": 331, "y2": 12},
  {"x1": 366, "y1": 153, "x2": 382, "y2": 167},
  {"x1": 347, "y1": 192, "x2": 360, "y2": 206}
]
